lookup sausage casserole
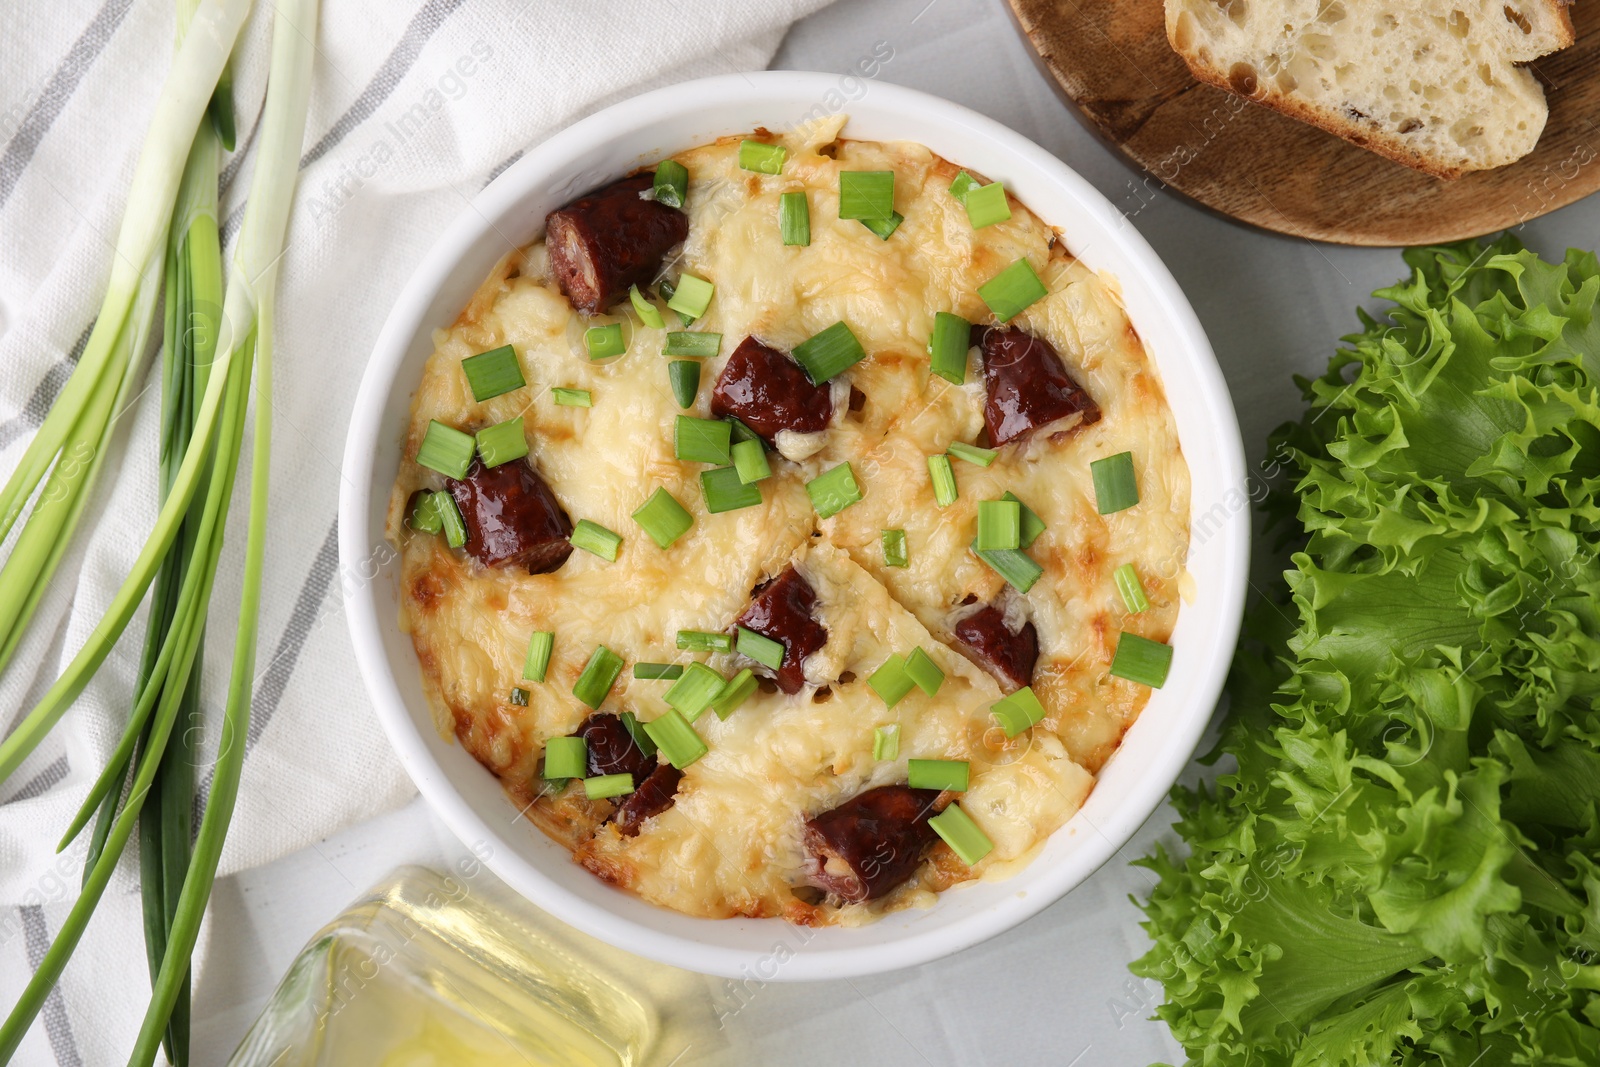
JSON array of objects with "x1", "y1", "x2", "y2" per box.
[{"x1": 387, "y1": 117, "x2": 1191, "y2": 925}]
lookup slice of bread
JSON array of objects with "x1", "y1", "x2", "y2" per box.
[{"x1": 1164, "y1": 0, "x2": 1576, "y2": 178}]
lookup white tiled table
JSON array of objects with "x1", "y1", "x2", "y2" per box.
[{"x1": 192, "y1": 0, "x2": 1600, "y2": 1062}]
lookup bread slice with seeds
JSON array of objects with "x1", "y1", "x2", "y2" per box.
[{"x1": 1164, "y1": 0, "x2": 1575, "y2": 178}]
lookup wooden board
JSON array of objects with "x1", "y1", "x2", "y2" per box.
[{"x1": 1007, "y1": 0, "x2": 1600, "y2": 246}]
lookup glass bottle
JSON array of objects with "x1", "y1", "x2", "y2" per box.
[{"x1": 227, "y1": 864, "x2": 688, "y2": 1067}]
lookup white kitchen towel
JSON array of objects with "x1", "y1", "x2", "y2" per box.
[{"x1": 0, "y1": 0, "x2": 833, "y2": 1061}]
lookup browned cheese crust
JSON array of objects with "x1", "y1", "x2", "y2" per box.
[{"x1": 387, "y1": 118, "x2": 1192, "y2": 925}]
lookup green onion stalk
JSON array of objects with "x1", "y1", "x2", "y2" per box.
[
  {"x1": 0, "y1": 0, "x2": 318, "y2": 1060},
  {"x1": 121, "y1": 3, "x2": 230, "y2": 1058},
  {"x1": 127, "y1": 8, "x2": 242, "y2": 1062},
  {"x1": 127, "y1": 130, "x2": 217, "y2": 1067},
  {"x1": 0, "y1": 0, "x2": 253, "y2": 681},
  {"x1": 0, "y1": 0, "x2": 256, "y2": 787},
  {"x1": 132, "y1": 0, "x2": 317, "y2": 1051}
]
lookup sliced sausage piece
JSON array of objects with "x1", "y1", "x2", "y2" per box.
[
  {"x1": 577, "y1": 714, "x2": 657, "y2": 783},
  {"x1": 953, "y1": 605, "x2": 1039, "y2": 692},
  {"x1": 736, "y1": 566, "x2": 828, "y2": 694},
  {"x1": 446, "y1": 458, "x2": 573, "y2": 572},
  {"x1": 804, "y1": 785, "x2": 942, "y2": 903},
  {"x1": 613, "y1": 763, "x2": 684, "y2": 836},
  {"x1": 545, "y1": 173, "x2": 689, "y2": 314},
  {"x1": 710, "y1": 336, "x2": 833, "y2": 444},
  {"x1": 978, "y1": 327, "x2": 1100, "y2": 446}
]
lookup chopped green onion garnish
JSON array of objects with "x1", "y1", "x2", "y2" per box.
[
  {"x1": 573, "y1": 645, "x2": 624, "y2": 709},
  {"x1": 630, "y1": 284, "x2": 664, "y2": 329},
  {"x1": 1091, "y1": 451, "x2": 1139, "y2": 514},
  {"x1": 678, "y1": 630, "x2": 733, "y2": 653},
  {"x1": 475, "y1": 417, "x2": 528, "y2": 468},
  {"x1": 668, "y1": 360, "x2": 699, "y2": 408},
  {"x1": 461, "y1": 345, "x2": 525, "y2": 401},
  {"x1": 711, "y1": 668, "x2": 757, "y2": 719},
  {"x1": 978, "y1": 258, "x2": 1048, "y2": 322},
  {"x1": 701, "y1": 466, "x2": 762, "y2": 513},
  {"x1": 543, "y1": 735, "x2": 587, "y2": 780},
  {"x1": 727, "y1": 417, "x2": 760, "y2": 444},
  {"x1": 928, "y1": 454, "x2": 957, "y2": 507},
  {"x1": 409, "y1": 492, "x2": 443, "y2": 535},
  {"x1": 807, "y1": 463, "x2": 862, "y2": 519},
  {"x1": 671, "y1": 680, "x2": 719, "y2": 727},
  {"x1": 634, "y1": 662, "x2": 684, "y2": 680},
  {"x1": 736, "y1": 626, "x2": 785, "y2": 670},
  {"x1": 947, "y1": 441, "x2": 997, "y2": 467},
  {"x1": 839, "y1": 170, "x2": 895, "y2": 221},
  {"x1": 973, "y1": 544, "x2": 1042, "y2": 593},
  {"x1": 929, "y1": 803, "x2": 993, "y2": 865},
  {"x1": 873, "y1": 724, "x2": 900, "y2": 761},
  {"x1": 657, "y1": 277, "x2": 677, "y2": 303},
  {"x1": 964, "y1": 182, "x2": 1011, "y2": 229},
  {"x1": 621, "y1": 711, "x2": 658, "y2": 757},
  {"x1": 667, "y1": 274, "x2": 714, "y2": 320},
  {"x1": 949, "y1": 170, "x2": 980, "y2": 203},
  {"x1": 584, "y1": 773, "x2": 634, "y2": 800},
  {"x1": 793, "y1": 321, "x2": 866, "y2": 384},
  {"x1": 991, "y1": 686, "x2": 1046, "y2": 738},
  {"x1": 417, "y1": 421, "x2": 476, "y2": 479},
  {"x1": 739, "y1": 139, "x2": 787, "y2": 174},
  {"x1": 632, "y1": 487, "x2": 694, "y2": 549},
  {"x1": 570, "y1": 519, "x2": 622, "y2": 561},
  {"x1": 642, "y1": 708, "x2": 707, "y2": 768},
  {"x1": 882, "y1": 529, "x2": 908, "y2": 568},
  {"x1": 858, "y1": 212, "x2": 903, "y2": 240},
  {"x1": 780, "y1": 191, "x2": 810, "y2": 246},
  {"x1": 731, "y1": 438, "x2": 771, "y2": 484},
  {"x1": 928, "y1": 311, "x2": 971, "y2": 385},
  {"x1": 1115, "y1": 563, "x2": 1150, "y2": 614},
  {"x1": 653, "y1": 160, "x2": 688, "y2": 210},
  {"x1": 675, "y1": 415, "x2": 732, "y2": 465},
  {"x1": 903, "y1": 647, "x2": 945, "y2": 696},
  {"x1": 585, "y1": 323, "x2": 626, "y2": 360},
  {"x1": 1111, "y1": 632, "x2": 1172, "y2": 688},
  {"x1": 869, "y1": 654, "x2": 916, "y2": 708},
  {"x1": 552, "y1": 387, "x2": 592, "y2": 408},
  {"x1": 976, "y1": 499, "x2": 1021, "y2": 551},
  {"x1": 908, "y1": 758, "x2": 969, "y2": 792},
  {"x1": 664, "y1": 331, "x2": 721, "y2": 358},
  {"x1": 1003, "y1": 491, "x2": 1046, "y2": 548},
  {"x1": 509, "y1": 687, "x2": 530, "y2": 706},
  {"x1": 435, "y1": 492, "x2": 467, "y2": 549},
  {"x1": 523, "y1": 631, "x2": 554, "y2": 682}
]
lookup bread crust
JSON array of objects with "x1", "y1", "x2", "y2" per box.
[
  {"x1": 1176, "y1": 55, "x2": 1466, "y2": 179},
  {"x1": 1165, "y1": 0, "x2": 1576, "y2": 181},
  {"x1": 1545, "y1": 0, "x2": 1579, "y2": 48}
]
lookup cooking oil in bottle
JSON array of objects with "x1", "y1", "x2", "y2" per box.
[{"x1": 227, "y1": 865, "x2": 656, "y2": 1067}]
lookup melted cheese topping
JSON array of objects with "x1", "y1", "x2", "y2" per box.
[{"x1": 388, "y1": 118, "x2": 1190, "y2": 925}]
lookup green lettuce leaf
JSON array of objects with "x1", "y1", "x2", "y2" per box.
[{"x1": 1133, "y1": 238, "x2": 1600, "y2": 1065}]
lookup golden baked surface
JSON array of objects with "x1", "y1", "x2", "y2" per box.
[{"x1": 387, "y1": 119, "x2": 1191, "y2": 925}]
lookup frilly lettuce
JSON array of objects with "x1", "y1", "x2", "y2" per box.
[{"x1": 1132, "y1": 237, "x2": 1600, "y2": 1065}]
